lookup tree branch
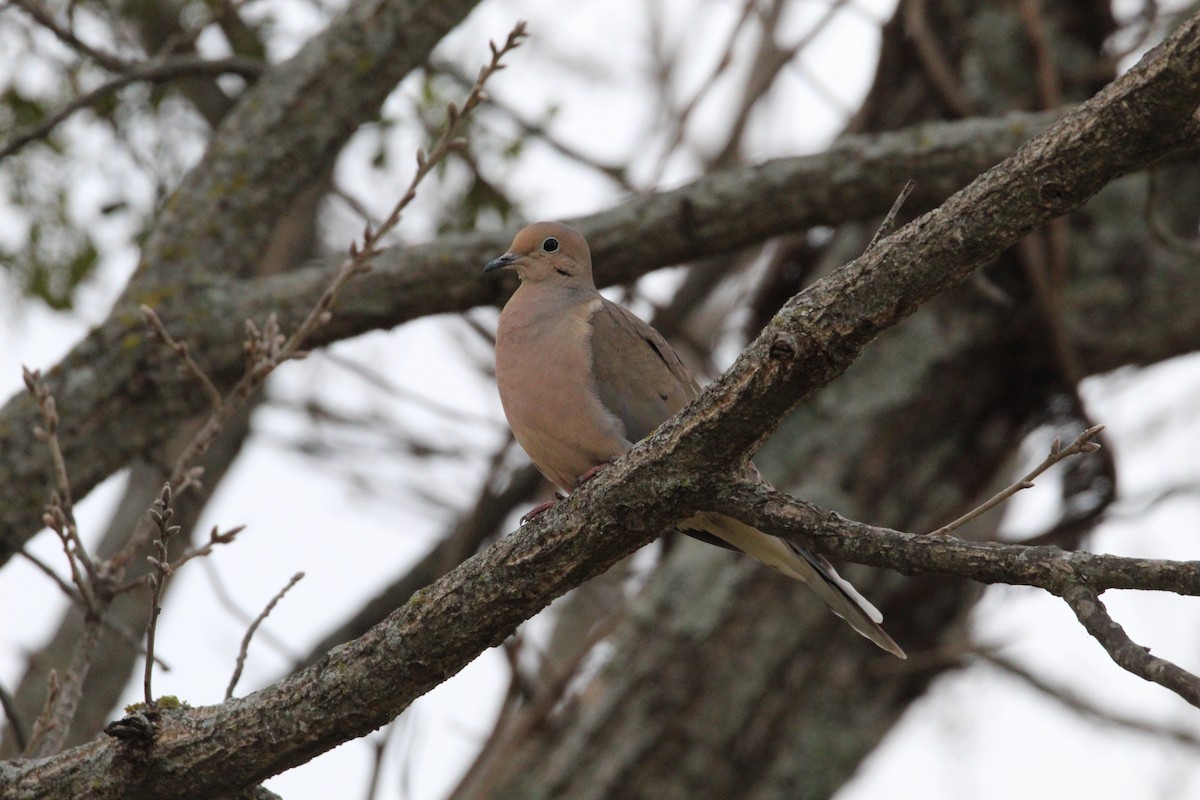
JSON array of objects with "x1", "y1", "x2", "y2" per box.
[
  {"x1": 1057, "y1": 584, "x2": 1200, "y2": 706},
  {"x1": 711, "y1": 483, "x2": 1200, "y2": 705},
  {"x1": 712, "y1": 482, "x2": 1200, "y2": 596},
  {"x1": 5, "y1": 13, "x2": 1200, "y2": 796},
  {"x1": 0, "y1": 56, "x2": 264, "y2": 161}
]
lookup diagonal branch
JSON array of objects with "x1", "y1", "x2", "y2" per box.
[
  {"x1": 1057, "y1": 584, "x2": 1200, "y2": 706},
  {"x1": 4, "y1": 13, "x2": 1200, "y2": 797}
]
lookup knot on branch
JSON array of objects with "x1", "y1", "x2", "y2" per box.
[
  {"x1": 1038, "y1": 180, "x2": 1068, "y2": 206},
  {"x1": 768, "y1": 333, "x2": 799, "y2": 361},
  {"x1": 103, "y1": 709, "x2": 158, "y2": 745}
]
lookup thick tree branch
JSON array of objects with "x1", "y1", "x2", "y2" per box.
[
  {"x1": 711, "y1": 482, "x2": 1200, "y2": 596},
  {"x1": 4, "y1": 14, "x2": 1200, "y2": 796},
  {"x1": 711, "y1": 482, "x2": 1200, "y2": 705}
]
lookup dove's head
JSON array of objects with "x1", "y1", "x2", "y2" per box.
[{"x1": 484, "y1": 222, "x2": 595, "y2": 288}]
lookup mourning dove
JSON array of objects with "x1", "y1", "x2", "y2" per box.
[{"x1": 485, "y1": 221, "x2": 905, "y2": 658}]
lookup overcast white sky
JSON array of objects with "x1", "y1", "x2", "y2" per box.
[{"x1": 3, "y1": 1, "x2": 1199, "y2": 798}]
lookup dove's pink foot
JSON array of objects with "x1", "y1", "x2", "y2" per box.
[
  {"x1": 521, "y1": 493, "x2": 566, "y2": 525},
  {"x1": 575, "y1": 460, "x2": 615, "y2": 487}
]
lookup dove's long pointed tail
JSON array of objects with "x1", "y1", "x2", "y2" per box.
[{"x1": 684, "y1": 511, "x2": 906, "y2": 659}]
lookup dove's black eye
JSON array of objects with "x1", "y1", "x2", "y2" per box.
[{"x1": 542, "y1": 237, "x2": 559, "y2": 253}]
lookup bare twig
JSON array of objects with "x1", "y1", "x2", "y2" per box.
[
  {"x1": 340, "y1": 21, "x2": 529, "y2": 268},
  {"x1": 226, "y1": 572, "x2": 305, "y2": 700},
  {"x1": 643, "y1": 0, "x2": 757, "y2": 187},
  {"x1": 143, "y1": 484, "x2": 181, "y2": 709},
  {"x1": 979, "y1": 650, "x2": 1200, "y2": 750},
  {"x1": 0, "y1": 56, "x2": 264, "y2": 161},
  {"x1": 17, "y1": 546, "x2": 79, "y2": 601},
  {"x1": 430, "y1": 60, "x2": 633, "y2": 192},
  {"x1": 904, "y1": 0, "x2": 976, "y2": 116},
  {"x1": 721, "y1": 481, "x2": 1200, "y2": 597},
  {"x1": 22, "y1": 368, "x2": 98, "y2": 597},
  {"x1": 865, "y1": 179, "x2": 916, "y2": 251},
  {"x1": 23, "y1": 670, "x2": 61, "y2": 757},
  {"x1": 15, "y1": 549, "x2": 172, "y2": 668},
  {"x1": 447, "y1": 607, "x2": 627, "y2": 800},
  {"x1": 22, "y1": 601, "x2": 107, "y2": 758},
  {"x1": 201, "y1": 558, "x2": 298, "y2": 660},
  {"x1": 9, "y1": 0, "x2": 132, "y2": 71},
  {"x1": 362, "y1": 720, "x2": 401, "y2": 800},
  {"x1": 1016, "y1": 0, "x2": 1064, "y2": 110},
  {"x1": 167, "y1": 524, "x2": 245, "y2": 573},
  {"x1": 319, "y1": 350, "x2": 505, "y2": 427},
  {"x1": 719, "y1": 482, "x2": 1200, "y2": 707},
  {"x1": 0, "y1": 681, "x2": 29, "y2": 753},
  {"x1": 114, "y1": 524, "x2": 245, "y2": 594},
  {"x1": 142, "y1": 306, "x2": 225, "y2": 410},
  {"x1": 929, "y1": 425, "x2": 1105, "y2": 536},
  {"x1": 16, "y1": 367, "x2": 119, "y2": 756}
]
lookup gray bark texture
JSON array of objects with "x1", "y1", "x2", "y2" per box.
[{"x1": 3, "y1": 0, "x2": 1200, "y2": 798}]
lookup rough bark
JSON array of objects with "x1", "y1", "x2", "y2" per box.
[{"x1": 3, "y1": 13, "x2": 1200, "y2": 793}]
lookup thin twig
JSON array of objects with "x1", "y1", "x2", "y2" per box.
[
  {"x1": 721, "y1": 483, "x2": 1200, "y2": 708},
  {"x1": 319, "y1": 350, "x2": 505, "y2": 427},
  {"x1": 226, "y1": 572, "x2": 305, "y2": 700},
  {"x1": 0, "y1": 681, "x2": 29, "y2": 753},
  {"x1": 114, "y1": 523, "x2": 245, "y2": 594},
  {"x1": 904, "y1": 0, "x2": 976, "y2": 116},
  {"x1": 0, "y1": 56, "x2": 264, "y2": 161},
  {"x1": 20, "y1": 364, "x2": 122, "y2": 749},
  {"x1": 201, "y1": 557, "x2": 298, "y2": 659},
  {"x1": 22, "y1": 367, "x2": 99, "y2": 597},
  {"x1": 362, "y1": 716, "x2": 401, "y2": 800},
  {"x1": 143, "y1": 484, "x2": 181, "y2": 709},
  {"x1": 23, "y1": 670, "x2": 60, "y2": 757},
  {"x1": 644, "y1": 0, "x2": 758, "y2": 187},
  {"x1": 17, "y1": 547, "x2": 79, "y2": 601},
  {"x1": 21, "y1": 604, "x2": 106, "y2": 758},
  {"x1": 9, "y1": 0, "x2": 132, "y2": 71},
  {"x1": 430, "y1": 60, "x2": 633, "y2": 192},
  {"x1": 1016, "y1": 0, "x2": 1063, "y2": 110},
  {"x1": 142, "y1": 306, "x2": 225, "y2": 409},
  {"x1": 724, "y1": 481, "x2": 1200, "y2": 596},
  {"x1": 14, "y1": 545, "x2": 171, "y2": 668},
  {"x1": 866, "y1": 179, "x2": 916, "y2": 251},
  {"x1": 929, "y1": 425, "x2": 1105, "y2": 536},
  {"x1": 447, "y1": 607, "x2": 626, "y2": 800},
  {"x1": 979, "y1": 650, "x2": 1200, "y2": 750}
]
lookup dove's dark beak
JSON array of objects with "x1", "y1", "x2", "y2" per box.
[{"x1": 484, "y1": 252, "x2": 520, "y2": 274}]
